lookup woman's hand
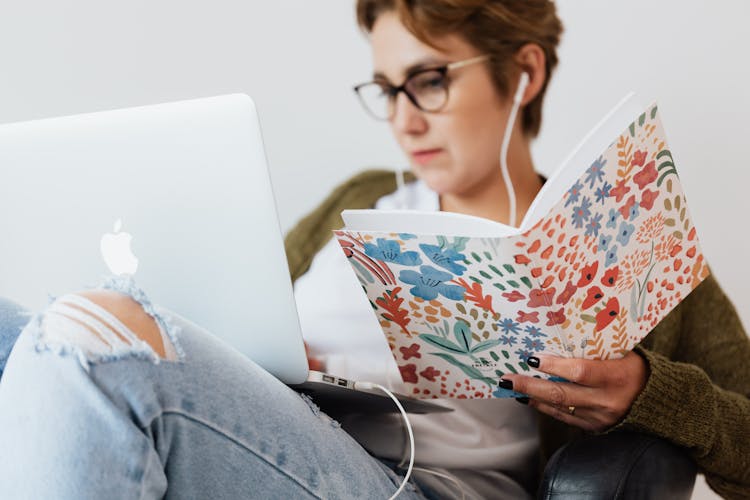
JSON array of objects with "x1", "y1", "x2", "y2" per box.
[
  {"x1": 304, "y1": 342, "x2": 326, "y2": 372},
  {"x1": 500, "y1": 352, "x2": 648, "y2": 432}
]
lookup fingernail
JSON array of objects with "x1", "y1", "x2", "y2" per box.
[
  {"x1": 498, "y1": 378, "x2": 513, "y2": 390},
  {"x1": 527, "y1": 356, "x2": 540, "y2": 368},
  {"x1": 515, "y1": 396, "x2": 530, "y2": 405}
]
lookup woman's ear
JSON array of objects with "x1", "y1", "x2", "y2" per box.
[{"x1": 514, "y1": 43, "x2": 547, "y2": 106}]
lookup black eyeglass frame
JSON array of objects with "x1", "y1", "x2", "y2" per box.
[{"x1": 353, "y1": 54, "x2": 490, "y2": 121}]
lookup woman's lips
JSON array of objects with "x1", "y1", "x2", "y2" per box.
[{"x1": 411, "y1": 148, "x2": 443, "y2": 165}]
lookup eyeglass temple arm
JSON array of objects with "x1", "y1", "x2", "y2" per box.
[{"x1": 445, "y1": 54, "x2": 490, "y2": 70}]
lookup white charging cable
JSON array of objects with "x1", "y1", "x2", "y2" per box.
[
  {"x1": 355, "y1": 381, "x2": 471, "y2": 499},
  {"x1": 412, "y1": 467, "x2": 467, "y2": 500},
  {"x1": 355, "y1": 381, "x2": 415, "y2": 499},
  {"x1": 499, "y1": 72, "x2": 530, "y2": 228}
]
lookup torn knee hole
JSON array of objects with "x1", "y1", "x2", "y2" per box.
[{"x1": 42, "y1": 290, "x2": 175, "y2": 360}]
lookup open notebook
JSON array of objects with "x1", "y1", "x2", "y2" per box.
[{"x1": 337, "y1": 94, "x2": 709, "y2": 399}]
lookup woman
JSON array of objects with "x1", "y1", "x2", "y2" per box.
[
  {"x1": 0, "y1": 2, "x2": 748, "y2": 499},
  {"x1": 285, "y1": 1, "x2": 750, "y2": 497}
]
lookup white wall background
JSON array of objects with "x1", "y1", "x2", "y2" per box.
[{"x1": 0, "y1": 2, "x2": 746, "y2": 496}]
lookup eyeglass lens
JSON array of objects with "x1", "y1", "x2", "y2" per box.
[{"x1": 357, "y1": 69, "x2": 449, "y2": 120}]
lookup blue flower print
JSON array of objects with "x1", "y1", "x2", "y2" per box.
[
  {"x1": 616, "y1": 221, "x2": 635, "y2": 247},
  {"x1": 584, "y1": 212, "x2": 603, "y2": 237},
  {"x1": 500, "y1": 335, "x2": 517, "y2": 346},
  {"x1": 628, "y1": 202, "x2": 640, "y2": 221},
  {"x1": 515, "y1": 348, "x2": 534, "y2": 362},
  {"x1": 571, "y1": 196, "x2": 592, "y2": 228},
  {"x1": 605, "y1": 245, "x2": 619, "y2": 267},
  {"x1": 524, "y1": 325, "x2": 547, "y2": 338},
  {"x1": 584, "y1": 156, "x2": 606, "y2": 188},
  {"x1": 365, "y1": 238, "x2": 422, "y2": 266},
  {"x1": 523, "y1": 337, "x2": 545, "y2": 352},
  {"x1": 419, "y1": 244, "x2": 467, "y2": 275},
  {"x1": 565, "y1": 180, "x2": 584, "y2": 207},
  {"x1": 598, "y1": 234, "x2": 613, "y2": 253},
  {"x1": 499, "y1": 318, "x2": 521, "y2": 335},
  {"x1": 493, "y1": 385, "x2": 525, "y2": 398},
  {"x1": 606, "y1": 208, "x2": 619, "y2": 229},
  {"x1": 398, "y1": 233, "x2": 417, "y2": 240},
  {"x1": 594, "y1": 181, "x2": 612, "y2": 205},
  {"x1": 399, "y1": 265, "x2": 465, "y2": 301}
]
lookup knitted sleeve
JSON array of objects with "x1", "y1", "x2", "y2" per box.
[
  {"x1": 619, "y1": 275, "x2": 750, "y2": 498},
  {"x1": 284, "y1": 169, "x2": 414, "y2": 283}
]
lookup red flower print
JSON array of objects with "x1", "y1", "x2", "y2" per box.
[
  {"x1": 399, "y1": 343, "x2": 421, "y2": 360},
  {"x1": 582, "y1": 286, "x2": 604, "y2": 310},
  {"x1": 633, "y1": 160, "x2": 657, "y2": 190},
  {"x1": 619, "y1": 195, "x2": 637, "y2": 220},
  {"x1": 399, "y1": 364, "x2": 418, "y2": 384},
  {"x1": 528, "y1": 287, "x2": 556, "y2": 308},
  {"x1": 577, "y1": 261, "x2": 599, "y2": 287},
  {"x1": 419, "y1": 366, "x2": 441, "y2": 382},
  {"x1": 337, "y1": 239, "x2": 354, "y2": 258},
  {"x1": 514, "y1": 254, "x2": 531, "y2": 265},
  {"x1": 502, "y1": 290, "x2": 526, "y2": 302},
  {"x1": 516, "y1": 310, "x2": 540, "y2": 323},
  {"x1": 631, "y1": 149, "x2": 647, "y2": 167},
  {"x1": 546, "y1": 308, "x2": 566, "y2": 326},
  {"x1": 640, "y1": 189, "x2": 659, "y2": 210},
  {"x1": 595, "y1": 297, "x2": 620, "y2": 332},
  {"x1": 610, "y1": 179, "x2": 631, "y2": 203},
  {"x1": 601, "y1": 266, "x2": 619, "y2": 287},
  {"x1": 556, "y1": 281, "x2": 577, "y2": 305}
]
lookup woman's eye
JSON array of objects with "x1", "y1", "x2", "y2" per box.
[
  {"x1": 413, "y1": 74, "x2": 446, "y2": 91},
  {"x1": 426, "y1": 77, "x2": 445, "y2": 88}
]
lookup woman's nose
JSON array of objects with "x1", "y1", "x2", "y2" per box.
[{"x1": 390, "y1": 92, "x2": 427, "y2": 135}]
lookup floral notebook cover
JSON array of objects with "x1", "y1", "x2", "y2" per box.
[{"x1": 336, "y1": 103, "x2": 709, "y2": 399}]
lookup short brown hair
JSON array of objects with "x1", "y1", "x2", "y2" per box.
[{"x1": 356, "y1": 0, "x2": 563, "y2": 138}]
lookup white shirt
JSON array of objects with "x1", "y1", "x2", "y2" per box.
[{"x1": 294, "y1": 179, "x2": 538, "y2": 499}]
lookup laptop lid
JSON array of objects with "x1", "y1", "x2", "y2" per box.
[{"x1": 0, "y1": 94, "x2": 309, "y2": 384}]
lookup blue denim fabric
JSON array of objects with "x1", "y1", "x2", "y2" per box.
[
  {"x1": 0, "y1": 297, "x2": 30, "y2": 379},
  {"x1": 0, "y1": 284, "x2": 425, "y2": 500}
]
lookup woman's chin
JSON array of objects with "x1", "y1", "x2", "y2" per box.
[
  {"x1": 419, "y1": 177, "x2": 458, "y2": 196},
  {"x1": 410, "y1": 166, "x2": 456, "y2": 195}
]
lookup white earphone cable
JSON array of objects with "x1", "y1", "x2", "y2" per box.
[
  {"x1": 499, "y1": 72, "x2": 530, "y2": 228},
  {"x1": 395, "y1": 167, "x2": 407, "y2": 209}
]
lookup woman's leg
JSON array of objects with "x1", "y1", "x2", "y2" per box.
[{"x1": 0, "y1": 278, "x2": 423, "y2": 500}]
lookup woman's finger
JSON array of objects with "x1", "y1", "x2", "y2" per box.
[
  {"x1": 528, "y1": 354, "x2": 613, "y2": 387},
  {"x1": 501, "y1": 374, "x2": 594, "y2": 409},
  {"x1": 526, "y1": 398, "x2": 602, "y2": 432}
]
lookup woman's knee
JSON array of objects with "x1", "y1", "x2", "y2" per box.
[{"x1": 38, "y1": 289, "x2": 177, "y2": 362}]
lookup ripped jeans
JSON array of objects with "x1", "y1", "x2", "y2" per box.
[{"x1": 0, "y1": 278, "x2": 425, "y2": 499}]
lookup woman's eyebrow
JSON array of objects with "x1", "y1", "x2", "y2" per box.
[{"x1": 372, "y1": 57, "x2": 449, "y2": 82}]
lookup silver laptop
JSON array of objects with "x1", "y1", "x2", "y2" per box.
[{"x1": 0, "y1": 94, "x2": 448, "y2": 414}]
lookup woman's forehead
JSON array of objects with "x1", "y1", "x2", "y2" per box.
[{"x1": 369, "y1": 11, "x2": 476, "y2": 82}]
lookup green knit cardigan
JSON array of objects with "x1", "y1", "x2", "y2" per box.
[{"x1": 284, "y1": 169, "x2": 750, "y2": 499}]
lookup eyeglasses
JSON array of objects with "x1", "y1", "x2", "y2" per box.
[{"x1": 353, "y1": 54, "x2": 490, "y2": 121}]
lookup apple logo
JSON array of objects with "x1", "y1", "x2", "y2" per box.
[{"x1": 100, "y1": 219, "x2": 139, "y2": 276}]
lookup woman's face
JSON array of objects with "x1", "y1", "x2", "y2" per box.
[{"x1": 369, "y1": 11, "x2": 513, "y2": 196}]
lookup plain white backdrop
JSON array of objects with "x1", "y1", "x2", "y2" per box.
[
  {"x1": 3, "y1": 1, "x2": 747, "y2": 306},
  {"x1": 0, "y1": 3, "x2": 746, "y2": 496}
]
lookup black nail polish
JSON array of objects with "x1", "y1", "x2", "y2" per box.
[
  {"x1": 527, "y1": 356, "x2": 540, "y2": 368},
  {"x1": 515, "y1": 396, "x2": 530, "y2": 405},
  {"x1": 498, "y1": 378, "x2": 513, "y2": 390}
]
